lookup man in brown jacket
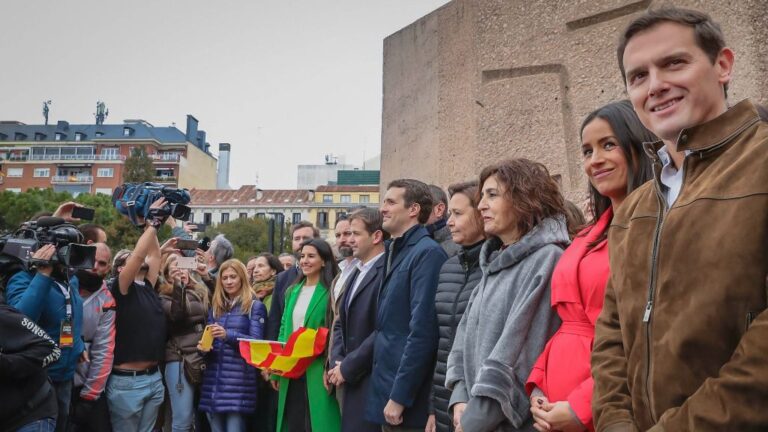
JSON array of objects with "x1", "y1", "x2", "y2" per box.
[{"x1": 592, "y1": 7, "x2": 768, "y2": 432}]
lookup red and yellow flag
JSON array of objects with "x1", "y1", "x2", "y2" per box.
[{"x1": 238, "y1": 327, "x2": 328, "y2": 379}]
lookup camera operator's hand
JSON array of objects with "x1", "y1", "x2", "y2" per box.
[
  {"x1": 31, "y1": 244, "x2": 56, "y2": 276},
  {"x1": 53, "y1": 201, "x2": 82, "y2": 222},
  {"x1": 160, "y1": 237, "x2": 180, "y2": 256},
  {"x1": 183, "y1": 222, "x2": 198, "y2": 234},
  {"x1": 143, "y1": 197, "x2": 168, "y2": 229}
]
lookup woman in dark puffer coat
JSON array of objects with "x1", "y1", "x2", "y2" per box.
[
  {"x1": 428, "y1": 181, "x2": 486, "y2": 432},
  {"x1": 198, "y1": 259, "x2": 267, "y2": 432}
]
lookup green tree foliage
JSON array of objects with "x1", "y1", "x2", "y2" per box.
[
  {"x1": 203, "y1": 217, "x2": 292, "y2": 262},
  {"x1": 123, "y1": 147, "x2": 155, "y2": 183}
]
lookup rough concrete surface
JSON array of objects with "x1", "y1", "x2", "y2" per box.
[{"x1": 381, "y1": 0, "x2": 768, "y2": 203}]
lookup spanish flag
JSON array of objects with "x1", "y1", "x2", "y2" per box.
[{"x1": 238, "y1": 327, "x2": 328, "y2": 379}]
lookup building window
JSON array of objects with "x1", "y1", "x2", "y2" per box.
[
  {"x1": 6, "y1": 188, "x2": 21, "y2": 193},
  {"x1": 97, "y1": 168, "x2": 114, "y2": 177},
  {"x1": 101, "y1": 147, "x2": 119, "y2": 158},
  {"x1": 336, "y1": 211, "x2": 347, "y2": 221},
  {"x1": 340, "y1": 194, "x2": 351, "y2": 204},
  {"x1": 33, "y1": 168, "x2": 50, "y2": 178},
  {"x1": 14, "y1": 133, "x2": 27, "y2": 141},
  {"x1": 203, "y1": 213, "x2": 212, "y2": 225},
  {"x1": 7, "y1": 168, "x2": 23, "y2": 177},
  {"x1": 75, "y1": 133, "x2": 85, "y2": 141},
  {"x1": 317, "y1": 211, "x2": 329, "y2": 229},
  {"x1": 292, "y1": 213, "x2": 302, "y2": 224},
  {"x1": 256, "y1": 213, "x2": 265, "y2": 219},
  {"x1": 239, "y1": 212, "x2": 248, "y2": 219},
  {"x1": 221, "y1": 213, "x2": 230, "y2": 224},
  {"x1": 359, "y1": 194, "x2": 370, "y2": 204},
  {"x1": 95, "y1": 188, "x2": 112, "y2": 195},
  {"x1": 123, "y1": 127, "x2": 133, "y2": 137},
  {"x1": 34, "y1": 132, "x2": 46, "y2": 141},
  {"x1": 322, "y1": 194, "x2": 333, "y2": 203},
  {"x1": 55, "y1": 133, "x2": 63, "y2": 141},
  {"x1": 95, "y1": 131, "x2": 104, "y2": 138}
]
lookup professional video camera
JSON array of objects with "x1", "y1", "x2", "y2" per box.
[
  {"x1": 0, "y1": 217, "x2": 96, "y2": 271},
  {"x1": 112, "y1": 182, "x2": 192, "y2": 226}
]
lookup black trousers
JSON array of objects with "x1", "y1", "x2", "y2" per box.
[
  {"x1": 67, "y1": 386, "x2": 112, "y2": 432},
  {"x1": 284, "y1": 377, "x2": 311, "y2": 432}
]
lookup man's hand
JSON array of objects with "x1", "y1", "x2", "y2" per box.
[
  {"x1": 53, "y1": 201, "x2": 81, "y2": 222},
  {"x1": 453, "y1": 402, "x2": 467, "y2": 432},
  {"x1": 425, "y1": 414, "x2": 436, "y2": 432},
  {"x1": 183, "y1": 222, "x2": 198, "y2": 234},
  {"x1": 31, "y1": 244, "x2": 56, "y2": 276},
  {"x1": 79, "y1": 350, "x2": 90, "y2": 364},
  {"x1": 323, "y1": 370, "x2": 331, "y2": 391},
  {"x1": 328, "y1": 361, "x2": 346, "y2": 386},
  {"x1": 384, "y1": 399, "x2": 405, "y2": 425}
]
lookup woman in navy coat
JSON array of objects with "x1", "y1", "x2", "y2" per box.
[{"x1": 198, "y1": 259, "x2": 267, "y2": 432}]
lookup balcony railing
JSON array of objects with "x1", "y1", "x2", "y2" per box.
[
  {"x1": 154, "y1": 176, "x2": 177, "y2": 183},
  {"x1": 150, "y1": 154, "x2": 181, "y2": 162},
  {"x1": 51, "y1": 175, "x2": 94, "y2": 184},
  {"x1": 29, "y1": 154, "x2": 126, "y2": 162}
]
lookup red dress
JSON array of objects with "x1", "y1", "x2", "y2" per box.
[{"x1": 525, "y1": 208, "x2": 612, "y2": 431}]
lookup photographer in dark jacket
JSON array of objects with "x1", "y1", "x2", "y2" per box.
[{"x1": 0, "y1": 303, "x2": 62, "y2": 431}]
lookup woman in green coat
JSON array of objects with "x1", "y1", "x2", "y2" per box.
[{"x1": 272, "y1": 238, "x2": 341, "y2": 432}]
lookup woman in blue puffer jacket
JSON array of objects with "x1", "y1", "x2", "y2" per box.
[{"x1": 198, "y1": 259, "x2": 267, "y2": 432}]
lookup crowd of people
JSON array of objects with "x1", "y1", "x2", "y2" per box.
[{"x1": 2, "y1": 6, "x2": 768, "y2": 432}]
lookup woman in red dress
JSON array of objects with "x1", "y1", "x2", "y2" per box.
[{"x1": 526, "y1": 100, "x2": 655, "y2": 432}]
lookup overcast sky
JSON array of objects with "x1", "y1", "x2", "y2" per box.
[{"x1": 0, "y1": 0, "x2": 448, "y2": 189}]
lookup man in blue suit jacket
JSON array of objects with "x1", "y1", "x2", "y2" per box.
[
  {"x1": 329, "y1": 207, "x2": 389, "y2": 432},
  {"x1": 366, "y1": 179, "x2": 448, "y2": 431}
]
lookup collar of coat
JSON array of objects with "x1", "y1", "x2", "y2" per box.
[{"x1": 481, "y1": 216, "x2": 570, "y2": 275}]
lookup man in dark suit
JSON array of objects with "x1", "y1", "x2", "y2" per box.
[
  {"x1": 328, "y1": 208, "x2": 388, "y2": 432},
  {"x1": 366, "y1": 179, "x2": 448, "y2": 432},
  {"x1": 265, "y1": 221, "x2": 319, "y2": 341}
]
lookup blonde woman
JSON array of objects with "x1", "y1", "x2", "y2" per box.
[
  {"x1": 198, "y1": 259, "x2": 267, "y2": 432},
  {"x1": 159, "y1": 253, "x2": 210, "y2": 432}
]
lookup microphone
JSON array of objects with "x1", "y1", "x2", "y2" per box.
[{"x1": 36, "y1": 216, "x2": 66, "y2": 227}]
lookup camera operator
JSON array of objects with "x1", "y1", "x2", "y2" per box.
[
  {"x1": 0, "y1": 303, "x2": 62, "y2": 431},
  {"x1": 106, "y1": 198, "x2": 167, "y2": 432},
  {"x1": 70, "y1": 242, "x2": 115, "y2": 432},
  {"x1": 5, "y1": 240, "x2": 87, "y2": 432}
]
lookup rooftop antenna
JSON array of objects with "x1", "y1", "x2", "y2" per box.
[
  {"x1": 42, "y1": 100, "x2": 52, "y2": 125},
  {"x1": 94, "y1": 101, "x2": 109, "y2": 125}
]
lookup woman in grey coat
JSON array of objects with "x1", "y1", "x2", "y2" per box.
[{"x1": 446, "y1": 159, "x2": 567, "y2": 432}]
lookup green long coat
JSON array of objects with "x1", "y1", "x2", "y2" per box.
[{"x1": 275, "y1": 280, "x2": 341, "y2": 432}]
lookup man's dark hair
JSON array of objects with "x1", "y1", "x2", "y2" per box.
[
  {"x1": 348, "y1": 207, "x2": 390, "y2": 241},
  {"x1": 256, "y1": 252, "x2": 284, "y2": 276},
  {"x1": 291, "y1": 220, "x2": 320, "y2": 238},
  {"x1": 78, "y1": 223, "x2": 106, "y2": 244},
  {"x1": 617, "y1": 7, "x2": 727, "y2": 88},
  {"x1": 334, "y1": 214, "x2": 349, "y2": 227},
  {"x1": 387, "y1": 179, "x2": 434, "y2": 224},
  {"x1": 428, "y1": 184, "x2": 448, "y2": 207}
]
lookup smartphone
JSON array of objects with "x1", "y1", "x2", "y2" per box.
[
  {"x1": 190, "y1": 223, "x2": 207, "y2": 233},
  {"x1": 176, "y1": 256, "x2": 198, "y2": 270},
  {"x1": 176, "y1": 239, "x2": 199, "y2": 251},
  {"x1": 199, "y1": 325, "x2": 214, "y2": 351},
  {"x1": 72, "y1": 207, "x2": 95, "y2": 221}
]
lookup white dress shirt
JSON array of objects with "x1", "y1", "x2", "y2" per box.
[{"x1": 346, "y1": 252, "x2": 385, "y2": 309}]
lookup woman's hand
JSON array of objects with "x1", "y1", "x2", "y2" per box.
[
  {"x1": 160, "y1": 237, "x2": 180, "y2": 255},
  {"x1": 425, "y1": 414, "x2": 436, "y2": 432},
  {"x1": 270, "y1": 379, "x2": 280, "y2": 391},
  {"x1": 209, "y1": 324, "x2": 227, "y2": 340},
  {"x1": 452, "y1": 402, "x2": 467, "y2": 432},
  {"x1": 197, "y1": 341, "x2": 212, "y2": 353},
  {"x1": 532, "y1": 400, "x2": 586, "y2": 432}
]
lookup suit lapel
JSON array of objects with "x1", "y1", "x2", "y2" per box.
[{"x1": 348, "y1": 258, "x2": 384, "y2": 308}]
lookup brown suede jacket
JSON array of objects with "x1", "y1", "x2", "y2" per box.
[{"x1": 592, "y1": 100, "x2": 768, "y2": 432}]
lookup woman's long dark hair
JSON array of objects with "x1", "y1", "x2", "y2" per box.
[
  {"x1": 291, "y1": 238, "x2": 339, "y2": 292},
  {"x1": 580, "y1": 100, "x2": 656, "y2": 244}
]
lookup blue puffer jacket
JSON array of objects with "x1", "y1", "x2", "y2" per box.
[
  {"x1": 5, "y1": 271, "x2": 85, "y2": 383},
  {"x1": 199, "y1": 297, "x2": 267, "y2": 414}
]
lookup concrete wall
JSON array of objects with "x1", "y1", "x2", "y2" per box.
[
  {"x1": 179, "y1": 144, "x2": 217, "y2": 190},
  {"x1": 381, "y1": 0, "x2": 768, "y2": 202}
]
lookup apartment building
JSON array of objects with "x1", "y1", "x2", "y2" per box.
[{"x1": 0, "y1": 115, "x2": 218, "y2": 196}]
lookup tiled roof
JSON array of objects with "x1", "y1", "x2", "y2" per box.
[
  {"x1": 0, "y1": 122, "x2": 189, "y2": 143},
  {"x1": 315, "y1": 185, "x2": 379, "y2": 193},
  {"x1": 189, "y1": 185, "x2": 313, "y2": 206}
]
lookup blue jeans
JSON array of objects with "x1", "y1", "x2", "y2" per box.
[
  {"x1": 207, "y1": 413, "x2": 247, "y2": 432},
  {"x1": 106, "y1": 372, "x2": 165, "y2": 432},
  {"x1": 51, "y1": 380, "x2": 72, "y2": 432},
  {"x1": 165, "y1": 361, "x2": 195, "y2": 432},
  {"x1": 15, "y1": 418, "x2": 56, "y2": 432}
]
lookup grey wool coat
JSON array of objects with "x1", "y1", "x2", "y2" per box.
[{"x1": 445, "y1": 216, "x2": 567, "y2": 432}]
